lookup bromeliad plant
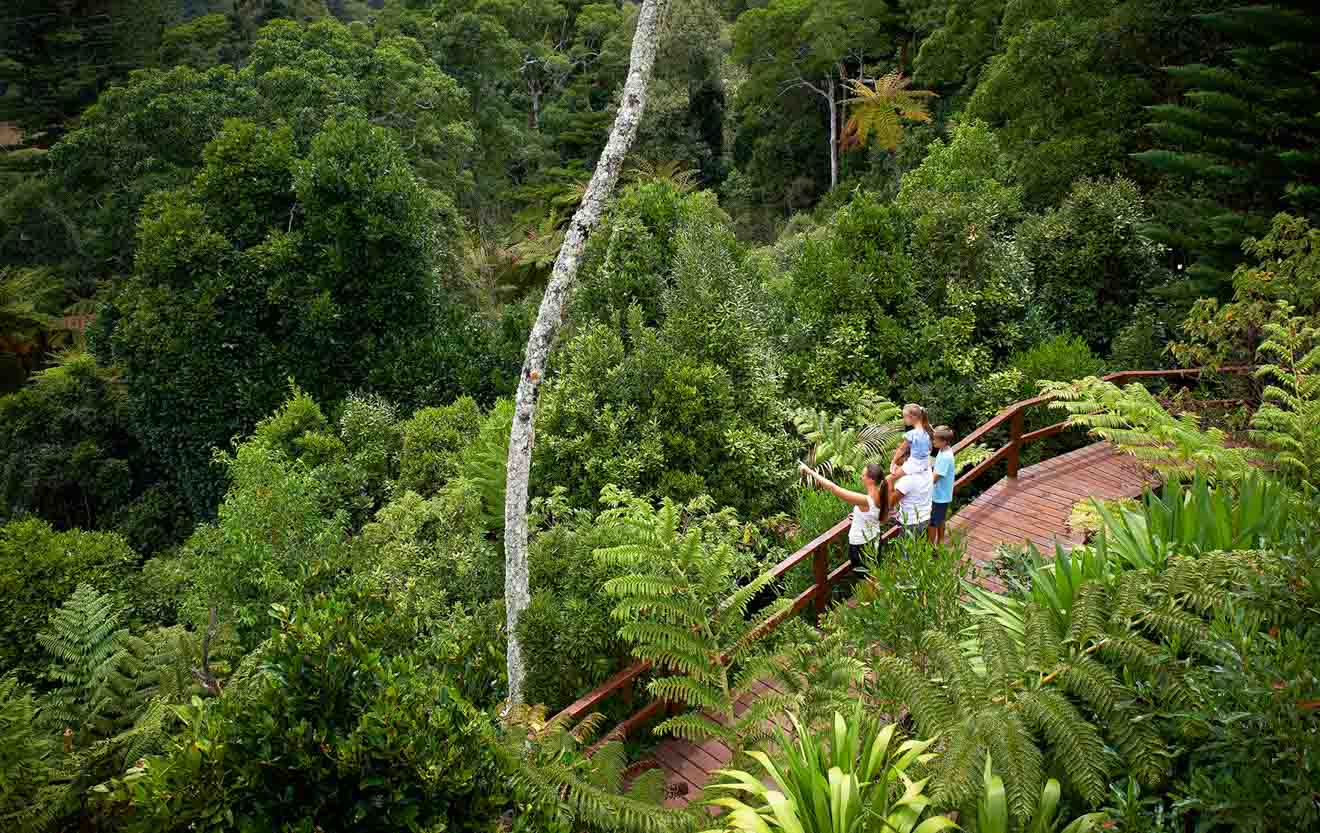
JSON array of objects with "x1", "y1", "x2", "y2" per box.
[
  {"x1": 976, "y1": 754, "x2": 1108, "y2": 833},
  {"x1": 701, "y1": 704, "x2": 954, "y2": 833}
]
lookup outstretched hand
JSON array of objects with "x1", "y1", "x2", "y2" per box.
[{"x1": 798, "y1": 462, "x2": 814, "y2": 477}]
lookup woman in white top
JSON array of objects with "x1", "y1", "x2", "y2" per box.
[
  {"x1": 798, "y1": 462, "x2": 889, "y2": 572},
  {"x1": 889, "y1": 446, "x2": 933, "y2": 536}
]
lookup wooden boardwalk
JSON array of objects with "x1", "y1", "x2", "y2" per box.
[
  {"x1": 949, "y1": 442, "x2": 1159, "y2": 592},
  {"x1": 649, "y1": 441, "x2": 1158, "y2": 807}
]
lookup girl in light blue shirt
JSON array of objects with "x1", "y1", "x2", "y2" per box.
[{"x1": 898, "y1": 403, "x2": 933, "y2": 471}]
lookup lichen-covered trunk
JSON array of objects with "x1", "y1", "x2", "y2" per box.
[{"x1": 502, "y1": 0, "x2": 669, "y2": 708}]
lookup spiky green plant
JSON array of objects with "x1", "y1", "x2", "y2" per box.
[
  {"x1": 1042, "y1": 377, "x2": 1255, "y2": 481},
  {"x1": 1249, "y1": 312, "x2": 1320, "y2": 488},
  {"x1": 595, "y1": 495, "x2": 795, "y2": 762},
  {"x1": 500, "y1": 705, "x2": 698, "y2": 833},
  {"x1": 975, "y1": 754, "x2": 1107, "y2": 833},
  {"x1": 701, "y1": 704, "x2": 955, "y2": 833}
]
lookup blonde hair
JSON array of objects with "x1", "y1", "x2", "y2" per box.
[
  {"x1": 903, "y1": 403, "x2": 932, "y2": 436},
  {"x1": 934, "y1": 425, "x2": 955, "y2": 445}
]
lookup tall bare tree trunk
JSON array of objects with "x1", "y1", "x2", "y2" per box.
[
  {"x1": 502, "y1": 0, "x2": 670, "y2": 709},
  {"x1": 826, "y1": 75, "x2": 838, "y2": 190}
]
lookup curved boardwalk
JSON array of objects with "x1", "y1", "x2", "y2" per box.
[{"x1": 651, "y1": 441, "x2": 1159, "y2": 807}]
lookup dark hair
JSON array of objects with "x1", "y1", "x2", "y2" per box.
[
  {"x1": 934, "y1": 425, "x2": 955, "y2": 444},
  {"x1": 864, "y1": 462, "x2": 884, "y2": 484}
]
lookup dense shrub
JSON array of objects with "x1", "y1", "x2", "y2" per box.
[
  {"x1": 768, "y1": 192, "x2": 914, "y2": 410},
  {"x1": 1016, "y1": 177, "x2": 1167, "y2": 352},
  {"x1": 0, "y1": 520, "x2": 137, "y2": 682},
  {"x1": 539, "y1": 214, "x2": 795, "y2": 517},
  {"x1": 0, "y1": 352, "x2": 141, "y2": 533},
  {"x1": 1003, "y1": 333, "x2": 1104, "y2": 401},
  {"x1": 0, "y1": 676, "x2": 54, "y2": 833},
  {"x1": 571, "y1": 182, "x2": 732, "y2": 326},
  {"x1": 181, "y1": 440, "x2": 352, "y2": 649},
  {"x1": 397, "y1": 397, "x2": 482, "y2": 496},
  {"x1": 99, "y1": 589, "x2": 510, "y2": 833}
]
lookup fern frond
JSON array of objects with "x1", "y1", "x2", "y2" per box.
[{"x1": 1014, "y1": 689, "x2": 1109, "y2": 806}]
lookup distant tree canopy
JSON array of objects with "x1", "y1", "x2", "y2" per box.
[{"x1": 100, "y1": 115, "x2": 457, "y2": 513}]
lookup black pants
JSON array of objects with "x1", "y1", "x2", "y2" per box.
[{"x1": 848, "y1": 543, "x2": 868, "y2": 573}]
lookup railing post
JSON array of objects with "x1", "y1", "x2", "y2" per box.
[
  {"x1": 1006, "y1": 407, "x2": 1024, "y2": 479},
  {"x1": 812, "y1": 538, "x2": 829, "y2": 615}
]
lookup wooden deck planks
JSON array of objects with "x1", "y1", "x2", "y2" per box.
[{"x1": 638, "y1": 442, "x2": 1157, "y2": 807}]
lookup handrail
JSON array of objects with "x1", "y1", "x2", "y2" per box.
[{"x1": 547, "y1": 365, "x2": 1253, "y2": 737}]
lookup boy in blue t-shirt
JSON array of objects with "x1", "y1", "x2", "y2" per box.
[{"x1": 928, "y1": 425, "x2": 956, "y2": 545}]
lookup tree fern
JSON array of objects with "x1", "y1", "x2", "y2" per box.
[
  {"x1": 840, "y1": 71, "x2": 937, "y2": 152},
  {"x1": 1, "y1": 676, "x2": 55, "y2": 833},
  {"x1": 596, "y1": 496, "x2": 795, "y2": 763},
  {"x1": 1041, "y1": 377, "x2": 1254, "y2": 482},
  {"x1": 626, "y1": 159, "x2": 700, "y2": 193},
  {"x1": 795, "y1": 396, "x2": 995, "y2": 479},
  {"x1": 1249, "y1": 313, "x2": 1320, "y2": 488},
  {"x1": 794, "y1": 396, "x2": 905, "y2": 477},
  {"x1": 499, "y1": 704, "x2": 698, "y2": 833},
  {"x1": 37, "y1": 585, "x2": 154, "y2": 746},
  {"x1": 457, "y1": 398, "x2": 514, "y2": 532}
]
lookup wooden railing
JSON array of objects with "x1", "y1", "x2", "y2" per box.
[{"x1": 548, "y1": 365, "x2": 1252, "y2": 739}]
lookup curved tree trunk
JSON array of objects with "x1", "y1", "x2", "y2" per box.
[{"x1": 502, "y1": 0, "x2": 670, "y2": 709}]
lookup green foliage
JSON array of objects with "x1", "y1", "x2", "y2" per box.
[
  {"x1": 1042, "y1": 376, "x2": 1254, "y2": 482},
  {"x1": 397, "y1": 397, "x2": 482, "y2": 496},
  {"x1": 0, "y1": 266, "x2": 61, "y2": 381},
  {"x1": 182, "y1": 439, "x2": 352, "y2": 650},
  {"x1": 1249, "y1": 314, "x2": 1320, "y2": 489},
  {"x1": 539, "y1": 216, "x2": 797, "y2": 517},
  {"x1": 1015, "y1": 178, "x2": 1167, "y2": 351},
  {"x1": 102, "y1": 114, "x2": 452, "y2": 513},
  {"x1": 1174, "y1": 213, "x2": 1320, "y2": 369},
  {"x1": 1135, "y1": 4, "x2": 1320, "y2": 292},
  {"x1": 0, "y1": 675, "x2": 54, "y2": 833},
  {"x1": 0, "y1": 519, "x2": 137, "y2": 683},
  {"x1": 1003, "y1": 334, "x2": 1104, "y2": 401},
  {"x1": 37, "y1": 585, "x2": 153, "y2": 746},
  {"x1": 964, "y1": 0, "x2": 1178, "y2": 206},
  {"x1": 975, "y1": 754, "x2": 1108, "y2": 833},
  {"x1": 794, "y1": 395, "x2": 904, "y2": 477},
  {"x1": 870, "y1": 609, "x2": 1162, "y2": 824},
  {"x1": 1171, "y1": 563, "x2": 1320, "y2": 832},
  {"x1": 768, "y1": 192, "x2": 918, "y2": 411},
  {"x1": 0, "y1": 351, "x2": 140, "y2": 533},
  {"x1": 499, "y1": 705, "x2": 699, "y2": 833},
  {"x1": 703, "y1": 706, "x2": 955, "y2": 833},
  {"x1": 454, "y1": 398, "x2": 513, "y2": 533},
  {"x1": 23, "y1": 16, "x2": 471, "y2": 285},
  {"x1": 830, "y1": 535, "x2": 974, "y2": 664},
  {"x1": 97, "y1": 589, "x2": 510, "y2": 833},
  {"x1": 595, "y1": 492, "x2": 794, "y2": 760}
]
